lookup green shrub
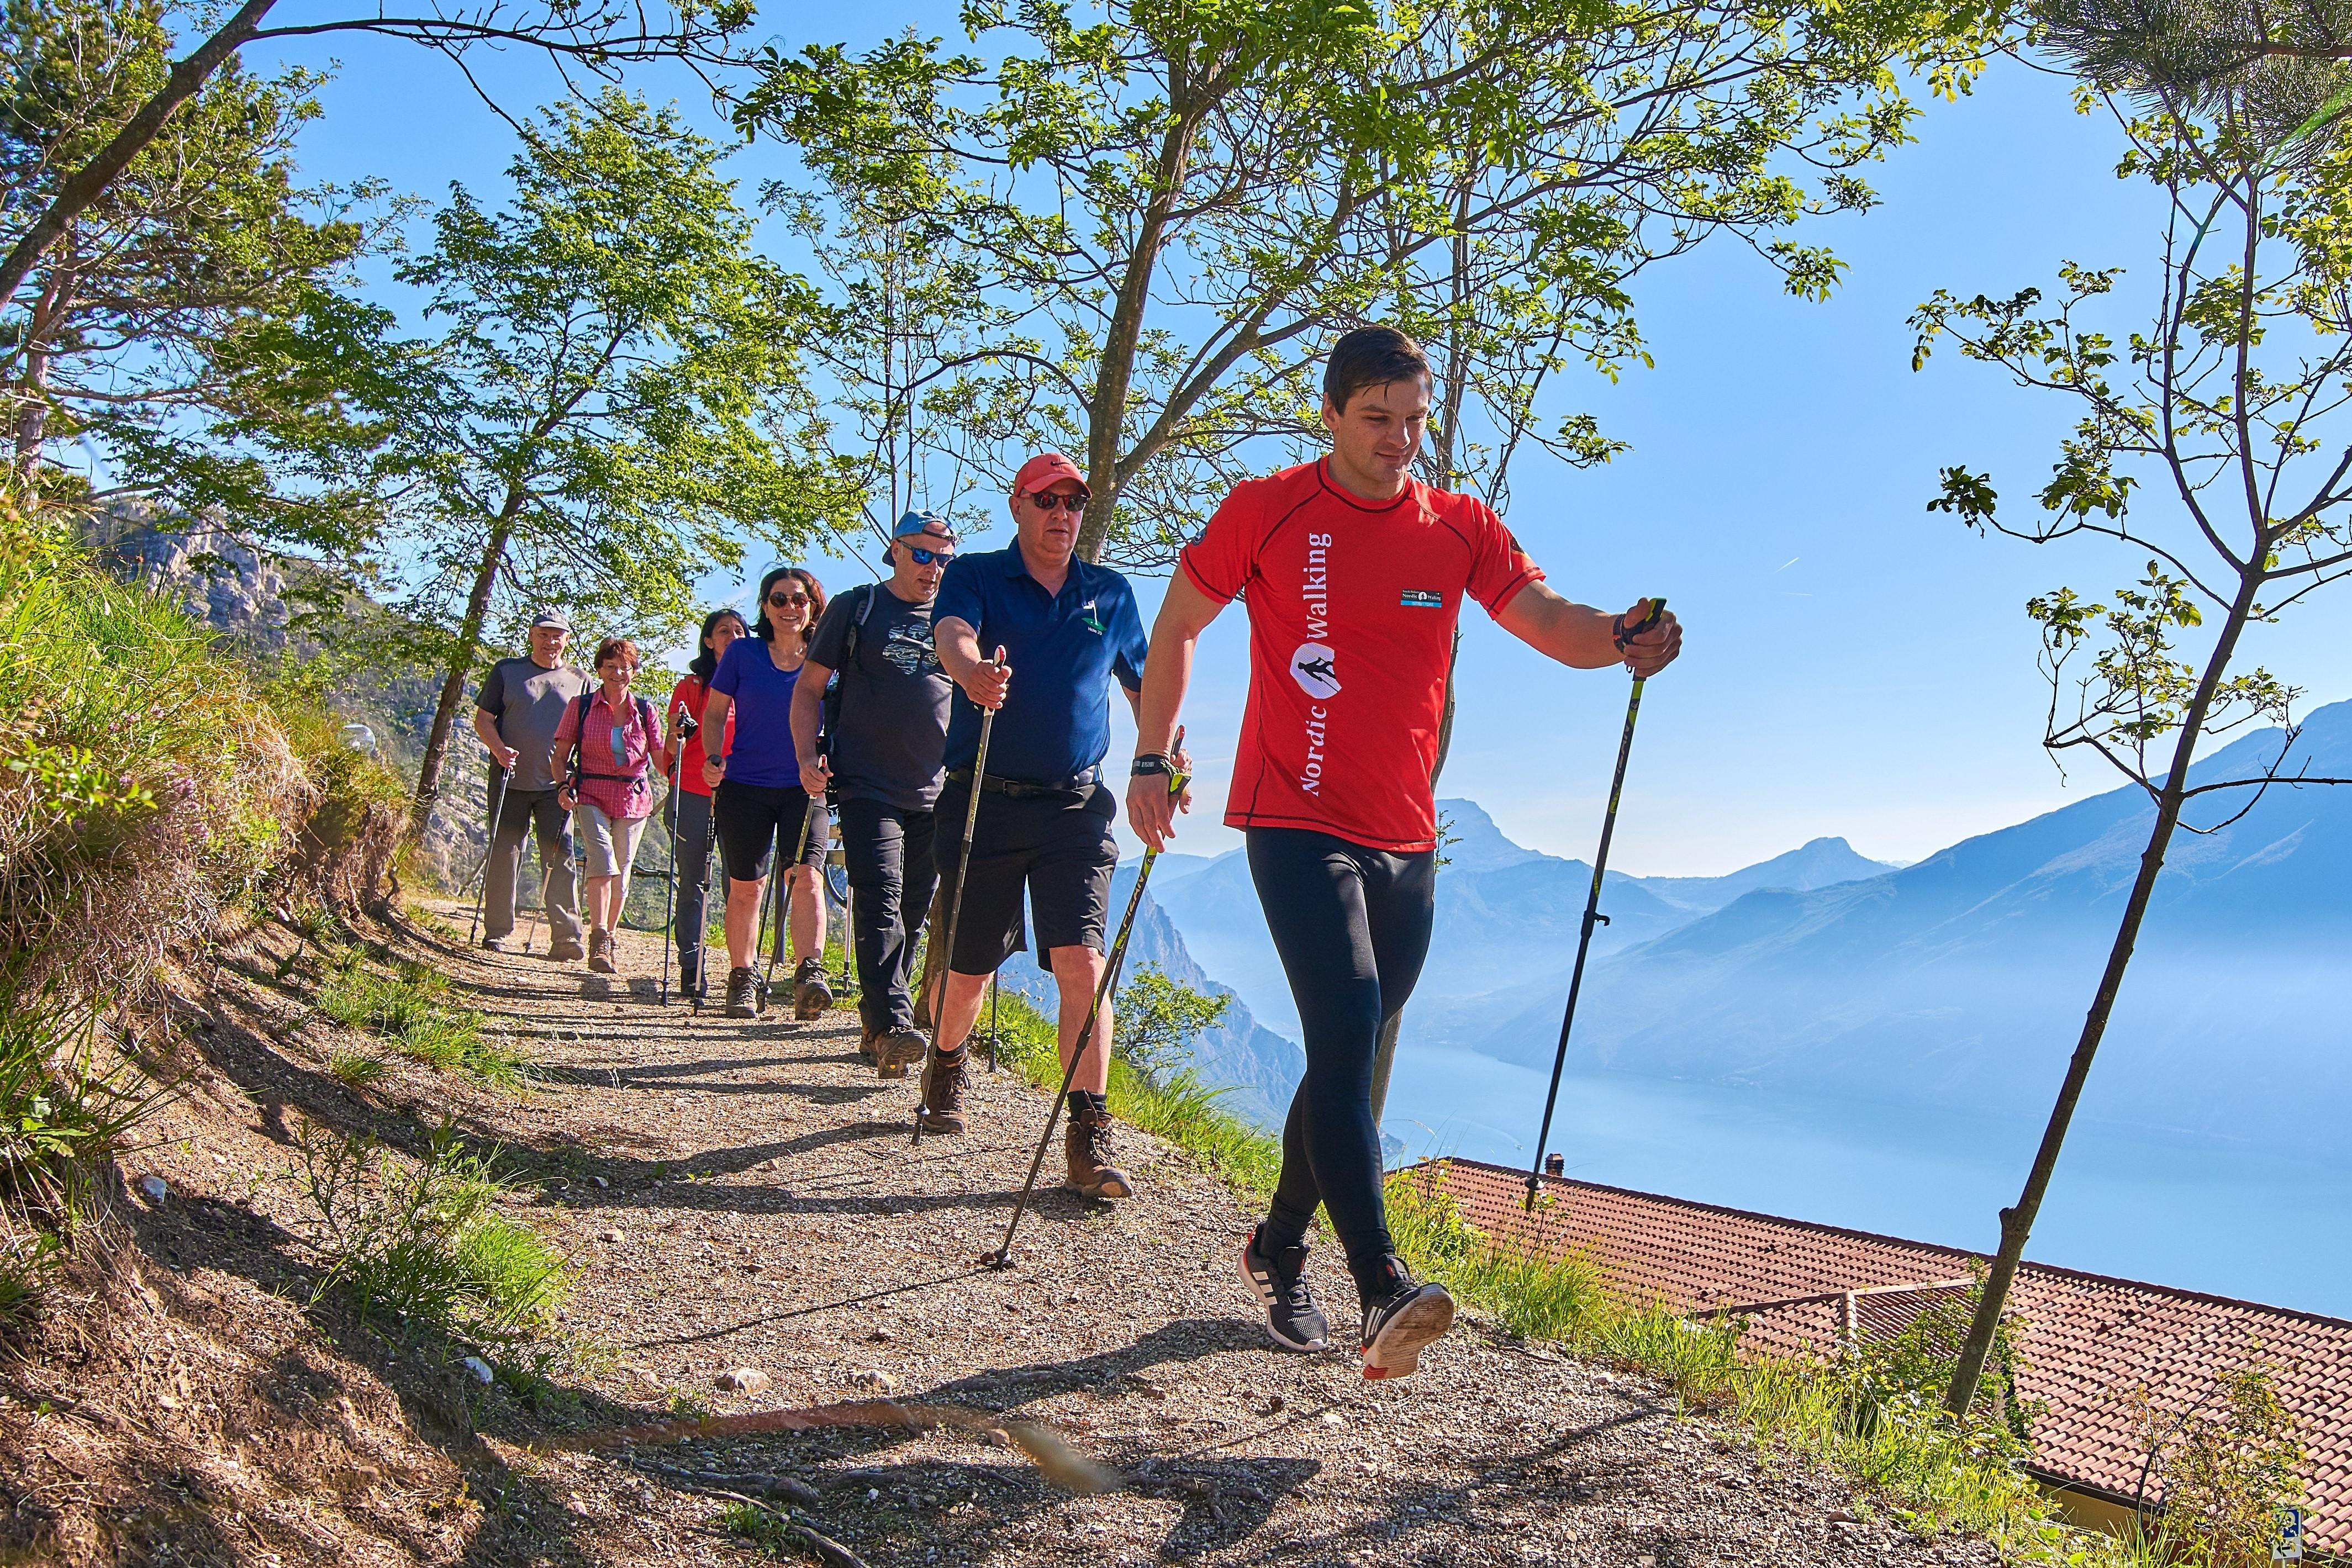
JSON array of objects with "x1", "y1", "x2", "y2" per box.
[
  {"x1": 0, "y1": 506, "x2": 307, "y2": 1000},
  {"x1": 291, "y1": 1117, "x2": 569, "y2": 1338},
  {"x1": 0, "y1": 999, "x2": 177, "y2": 1223}
]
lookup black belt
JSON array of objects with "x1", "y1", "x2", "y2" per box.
[{"x1": 946, "y1": 765, "x2": 1098, "y2": 799}]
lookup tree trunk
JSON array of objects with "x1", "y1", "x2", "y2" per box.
[
  {"x1": 0, "y1": 0, "x2": 281, "y2": 311},
  {"x1": 1942, "y1": 568, "x2": 2264, "y2": 1416},
  {"x1": 1074, "y1": 81, "x2": 1203, "y2": 565},
  {"x1": 412, "y1": 509, "x2": 516, "y2": 823}
]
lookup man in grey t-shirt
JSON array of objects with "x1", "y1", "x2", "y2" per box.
[
  {"x1": 473, "y1": 610, "x2": 592, "y2": 958},
  {"x1": 792, "y1": 513, "x2": 956, "y2": 1073}
]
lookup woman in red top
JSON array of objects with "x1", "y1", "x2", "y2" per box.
[
  {"x1": 551, "y1": 637, "x2": 663, "y2": 974},
  {"x1": 660, "y1": 608, "x2": 746, "y2": 995}
]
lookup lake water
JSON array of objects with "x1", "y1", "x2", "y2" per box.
[{"x1": 1380, "y1": 1045, "x2": 2352, "y2": 1320}]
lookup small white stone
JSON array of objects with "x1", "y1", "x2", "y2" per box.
[
  {"x1": 1320, "y1": 1411, "x2": 1344, "y2": 1428},
  {"x1": 715, "y1": 1367, "x2": 771, "y2": 1395},
  {"x1": 598, "y1": 1228, "x2": 625, "y2": 1243},
  {"x1": 138, "y1": 1175, "x2": 169, "y2": 1202},
  {"x1": 462, "y1": 1356, "x2": 495, "y2": 1384},
  {"x1": 850, "y1": 1369, "x2": 900, "y2": 1394}
]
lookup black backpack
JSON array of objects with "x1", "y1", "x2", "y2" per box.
[{"x1": 818, "y1": 583, "x2": 882, "y2": 744}]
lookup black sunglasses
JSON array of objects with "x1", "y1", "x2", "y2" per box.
[
  {"x1": 767, "y1": 589, "x2": 810, "y2": 608},
  {"x1": 906, "y1": 546, "x2": 953, "y2": 566},
  {"x1": 1024, "y1": 490, "x2": 1088, "y2": 513}
]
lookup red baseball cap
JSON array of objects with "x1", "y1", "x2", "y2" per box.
[{"x1": 1012, "y1": 451, "x2": 1088, "y2": 498}]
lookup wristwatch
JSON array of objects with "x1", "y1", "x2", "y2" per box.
[{"x1": 1130, "y1": 753, "x2": 1178, "y2": 779}]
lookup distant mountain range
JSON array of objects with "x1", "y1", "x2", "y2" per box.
[
  {"x1": 1152, "y1": 800, "x2": 1900, "y2": 1041},
  {"x1": 1484, "y1": 700, "x2": 2352, "y2": 1136}
]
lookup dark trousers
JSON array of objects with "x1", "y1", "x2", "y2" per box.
[
  {"x1": 667, "y1": 790, "x2": 717, "y2": 986},
  {"x1": 838, "y1": 796, "x2": 937, "y2": 1037},
  {"x1": 484, "y1": 784, "x2": 582, "y2": 947},
  {"x1": 1247, "y1": 826, "x2": 1437, "y2": 1292}
]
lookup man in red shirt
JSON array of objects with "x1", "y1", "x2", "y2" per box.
[{"x1": 1127, "y1": 326, "x2": 1682, "y2": 1380}]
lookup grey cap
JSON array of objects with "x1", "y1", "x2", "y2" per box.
[{"x1": 528, "y1": 608, "x2": 572, "y2": 630}]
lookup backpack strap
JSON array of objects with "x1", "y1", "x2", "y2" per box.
[{"x1": 842, "y1": 582, "x2": 878, "y2": 669}]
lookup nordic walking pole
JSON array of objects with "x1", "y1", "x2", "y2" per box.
[
  {"x1": 984, "y1": 764, "x2": 1185, "y2": 1267},
  {"x1": 467, "y1": 764, "x2": 511, "y2": 946},
  {"x1": 914, "y1": 653, "x2": 1003, "y2": 1147},
  {"x1": 657, "y1": 714, "x2": 697, "y2": 1006},
  {"x1": 1525, "y1": 597, "x2": 1665, "y2": 1213},
  {"x1": 760, "y1": 798, "x2": 817, "y2": 1009},
  {"x1": 694, "y1": 774, "x2": 720, "y2": 1011},
  {"x1": 987, "y1": 974, "x2": 999, "y2": 1073}
]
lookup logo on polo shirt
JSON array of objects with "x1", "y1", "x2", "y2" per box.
[
  {"x1": 1291, "y1": 642, "x2": 1340, "y2": 699},
  {"x1": 1400, "y1": 589, "x2": 1443, "y2": 609},
  {"x1": 1079, "y1": 599, "x2": 1105, "y2": 635}
]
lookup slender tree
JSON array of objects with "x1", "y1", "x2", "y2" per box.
[
  {"x1": 0, "y1": 0, "x2": 399, "y2": 537},
  {"x1": 1914, "y1": 27, "x2": 2352, "y2": 1413},
  {"x1": 744, "y1": 0, "x2": 2001, "y2": 567},
  {"x1": 0, "y1": 0, "x2": 755, "y2": 316},
  {"x1": 387, "y1": 91, "x2": 851, "y2": 822}
]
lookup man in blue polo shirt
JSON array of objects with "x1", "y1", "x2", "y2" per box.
[{"x1": 926, "y1": 451, "x2": 1156, "y2": 1200}]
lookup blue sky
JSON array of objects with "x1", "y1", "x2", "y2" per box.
[{"x1": 249, "y1": 20, "x2": 2352, "y2": 874}]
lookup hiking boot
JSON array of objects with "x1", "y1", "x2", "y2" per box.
[
  {"x1": 917, "y1": 1045, "x2": 969, "y2": 1134},
  {"x1": 1240, "y1": 1227, "x2": 1330, "y2": 1353},
  {"x1": 857, "y1": 1027, "x2": 879, "y2": 1065},
  {"x1": 724, "y1": 966, "x2": 758, "y2": 1019},
  {"x1": 876, "y1": 1027, "x2": 927, "y2": 1078},
  {"x1": 1357, "y1": 1255, "x2": 1456, "y2": 1381},
  {"x1": 1062, "y1": 1092, "x2": 1133, "y2": 1200},
  {"x1": 587, "y1": 930, "x2": 616, "y2": 974},
  {"x1": 679, "y1": 954, "x2": 700, "y2": 995},
  {"x1": 793, "y1": 957, "x2": 833, "y2": 1020},
  {"x1": 481, "y1": 936, "x2": 507, "y2": 953},
  {"x1": 547, "y1": 936, "x2": 586, "y2": 963}
]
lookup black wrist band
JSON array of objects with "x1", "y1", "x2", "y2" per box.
[{"x1": 1131, "y1": 753, "x2": 1177, "y2": 778}]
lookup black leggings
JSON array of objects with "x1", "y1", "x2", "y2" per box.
[{"x1": 1247, "y1": 826, "x2": 1436, "y2": 1291}]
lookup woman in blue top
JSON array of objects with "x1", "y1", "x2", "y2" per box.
[{"x1": 703, "y1": 565, "x2": 833, "y2": 1019}]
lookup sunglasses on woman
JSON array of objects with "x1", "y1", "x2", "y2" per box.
[
  {"x1": 767, "y1": 589, "x2": 810, "y2": 608},
  {"x1": 1023, "y1": 490, "x2": 1088, "y2": 513}
]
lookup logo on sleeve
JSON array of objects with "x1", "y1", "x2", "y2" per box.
[
  {"x1": 1400, "y1": 589, "x2": 1443, "y2": 609},
  {"x1": 1290, "y1": 643, "x2": 1340, "y2": 699}
]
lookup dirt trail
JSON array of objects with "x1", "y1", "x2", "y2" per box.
[{"x1": 27, "y1": 900, "x2": 2007, "y2": 1567}]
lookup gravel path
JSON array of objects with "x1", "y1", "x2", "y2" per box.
[{"x1": 378, "y1": 901, "x2": 2002, "y2": 1568}]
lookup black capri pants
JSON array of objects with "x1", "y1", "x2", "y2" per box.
[
  {"x1": 1247, "y1": 826, "x2": 1437, "y2": 1287},
  {"x1": 713, "y1": 780, "x2": 829, "y2": 883}
]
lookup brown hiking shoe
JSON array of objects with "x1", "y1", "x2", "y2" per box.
[
  {"x1": 876, "y1": 1027, "x2": 927, "y2": 1078},
  {"x1": 587, "y1": 930, "x2": 616, "y2": 974},
  {"x1": 724, "y1": 966, "x2": 758, "y2": 1019},
  {"x1": 857, "y1": 1028, "x2": 879, "y2": 1065},
  {"x1": 916, "y1": 1046, "x2": 969, "y2": 1134},
  {"x1": 1063, "y1": 1092, "x2": 1133, "y2": 1200},
  {"x1": 792, "y1": 957, "x2": 833, "y2": 1020}
]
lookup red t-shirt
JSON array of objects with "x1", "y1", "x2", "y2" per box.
[
  {"x1": 663, "y1": 675, "x2": 735, "y2": 799},
  {"x1": 1180, "y1": 460, "x2": 1543, "y2": 853}
]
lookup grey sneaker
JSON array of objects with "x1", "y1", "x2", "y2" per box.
[
  {"x1": 1358, "y1": 1256, "x2": 1455, "y2": 1381},
  {"x1": 1240, "y1": 1227, "x2": 1331, "y2": 1352}
]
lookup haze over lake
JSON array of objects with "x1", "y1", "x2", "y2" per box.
[{"x1": 1379, "y1": 1047, "x2": 2352, "y2": 1319}]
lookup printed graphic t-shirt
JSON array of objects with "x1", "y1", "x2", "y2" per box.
[
  {"x1": 708, "y1": 637, "x2": 805, "y2": 789},
  {"x1": 808, "y1": 584, "x2": 952, "y2": 811},
  {"x1": 1180, "y1": 459, "x2": 1543, "y2": 853}
]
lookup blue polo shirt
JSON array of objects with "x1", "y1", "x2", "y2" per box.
[{"x1": 934, "y1": 543, "x2": 1149, "y2": 783}]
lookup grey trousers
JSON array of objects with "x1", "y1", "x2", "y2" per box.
[
  {"x1": 483, "y1": 784, "x2": 583, "y2": 947},
  {"x1": 667, "y1": 789, "x2": 717, "y2": 985}
]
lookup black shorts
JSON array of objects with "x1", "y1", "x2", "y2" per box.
[
  {"x1": 933, "y1": 777, "x2": 1119, "y2": 975},
  {"x1": 713, "y1": 780, "x2": 829, "y2": 883}
]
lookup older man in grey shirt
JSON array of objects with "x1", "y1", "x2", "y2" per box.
[{"x1": 474, "y1": 610, "x2": 590, "y2": 959}]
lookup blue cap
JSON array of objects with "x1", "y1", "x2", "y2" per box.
[{"x1": 893, "y1": 509, "x2": 957, "y2": 544}]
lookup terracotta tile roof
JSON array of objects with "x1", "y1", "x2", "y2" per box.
[{"x1": 1417, "y1": 1157, "x2": 2352, "y2": 1555}]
